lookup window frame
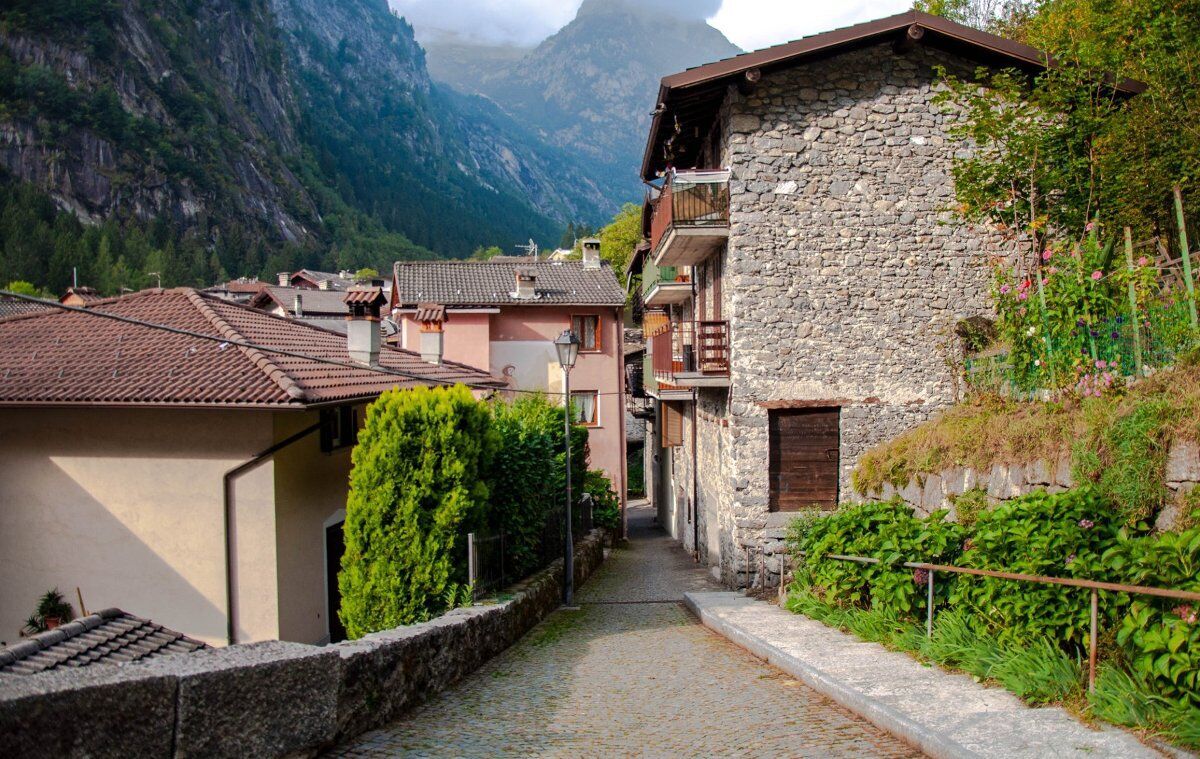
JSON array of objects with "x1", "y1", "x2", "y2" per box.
[
  {"x1": 571, "y1": 314, "x2": 602, "y2": 353},
  {"x1": 570, "y1": 389, "x2": 600, "y2": 427}
]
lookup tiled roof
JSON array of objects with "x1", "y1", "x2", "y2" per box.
[
  {"x1": 0, "y1": 288, "x2": 502, "y2": 409},
  {"x1": 0, "y1": 609, "x2": 208, "y2": 675},
  {"x1": 251, "y1": 286, "x2": 352, "y2": 315},
  {"x1": 0, "y1": 297, "x2": 53, "y2": 320},
  {"x1": 391, "y1": 260, "x2": 626, "y2": 307}
]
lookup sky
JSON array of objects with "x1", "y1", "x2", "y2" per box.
[{"x1": 389, "y1": 0, "x2": 913, "y2": 52}]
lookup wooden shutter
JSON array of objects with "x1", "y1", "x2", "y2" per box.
[
  {"x1": 769, "y1": 408, "x2": 840, "y2": 512},
  {"x1": 661, "y1": 401, "x2": 684, "y2": 448}
]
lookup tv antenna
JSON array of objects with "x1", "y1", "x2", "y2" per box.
[{"x1": 515, "y1": 239, "x2": 539, "y2": 260}]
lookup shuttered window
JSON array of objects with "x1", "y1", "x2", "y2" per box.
[
  {"x1": 661, "y1": 401, "x2": 684, "y2": 448},
  {"x1": 769, "y1": 407, "x2": 840, "y2": 512}
]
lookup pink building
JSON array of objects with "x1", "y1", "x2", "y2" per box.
[{"x1": 389, "y1": 246, "x2": 628, "y2": 517}]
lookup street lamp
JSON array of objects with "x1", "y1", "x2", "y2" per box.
[{"x1": 554, "y1": 329, "x2": 581, "y2": 606}]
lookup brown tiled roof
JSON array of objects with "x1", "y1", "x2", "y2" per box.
[
  {"x1": 391, "y1": 260, "x2": 625, "y2": 308},
  {"x1": 0, "y1": 296, "x2": 53, "y2": 320},
  {"x1": 60, "y1": 286, "x2": 102, "y2": 303},
  {"x1": 0, "y1": 609, "x2": 208, "y2": 675},
  {"x1": 343, "y1": 288, "x2": 387, "y2": 307},
  {"x1": 220, "y1": 279, "x2": 268, "y2": 293},
  {"x1": 0, "y1": 288, "x2": 501, "y2": 409},
  {"x1": 641, "y1": 10, "x2": 1145, "y2": 179}
]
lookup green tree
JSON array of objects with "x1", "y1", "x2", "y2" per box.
[
  {"x1": 3, "y1": 280, "x2": 41, "y2": 296},
  {"x1": 339, "y1": 385, "x2": 497, "y2": 637},
  {"x1": 597, "y1": 202, "x2": 642, "y2": 288},
  {"x1": 468, "y1": 245, "x2": 504, "y2": 261},
  {"x1": 353, "y1": 267, "x2": 380, "y2": 280}
]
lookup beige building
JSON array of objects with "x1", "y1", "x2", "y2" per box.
[{"x1": 0, "y1": 288, "x2": 499, "y2": 647}]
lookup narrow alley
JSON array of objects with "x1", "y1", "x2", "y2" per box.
[{"x1": 333, "y1": 504, "x2": 920, "y2": 757}]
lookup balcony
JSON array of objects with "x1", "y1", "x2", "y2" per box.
[
  {"x1": 642, "y1": 262, "x2": 691, "y2": 307},
  {"x1": 649, "y1": 319, "x2": 731, "y2": 390},
  {"x1": 649, "y1": 170, "x2": 731, "y2": 268}
]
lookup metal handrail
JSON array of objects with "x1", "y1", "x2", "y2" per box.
[{"x1": 760, "y1": 547, "x2": 1200, "y2": 692}]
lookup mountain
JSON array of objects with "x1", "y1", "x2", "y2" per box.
[
  {"x1": 423, "y1": 0, "x2": 742, "y2": 200},
  {"x1": 0, "y1": 0, "x2": 611, "y2": 294}
]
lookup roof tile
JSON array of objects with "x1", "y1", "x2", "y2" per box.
[{"x1": 391, "y1": 260, "x2": 625, "y2": 307}]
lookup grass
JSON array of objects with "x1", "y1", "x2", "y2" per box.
[
  {"x1": 785, "y1": 586, "x2": 1200, "y2": 751},
  {"x1": 852, "y1": 361, "x2": 1200, "y2": 526}
]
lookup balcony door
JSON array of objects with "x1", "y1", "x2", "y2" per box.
[{"x1": 769, "y1": 408, "x2": 840, "y2": 512}]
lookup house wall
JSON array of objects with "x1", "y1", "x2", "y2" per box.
[
  {"x1": 0, "y1": 408, "x2": 279, "y2": 647},
  {"x1": 399, "y1": 311, "x2": 492, "y2": 369},
  {"x1": 698, "y1": 42, "x2": 1003, "y2": 584},
  {"x1": 271, "y1": 408, "x2": 359, "y2": 645}
]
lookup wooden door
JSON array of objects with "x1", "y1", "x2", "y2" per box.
[{"x1": 769, "y1": 408, "x2": 840, "y2": 512}]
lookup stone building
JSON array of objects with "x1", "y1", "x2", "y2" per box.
[{"x1": 629, "y1": 11, "x2": 1141, "y2": 585}]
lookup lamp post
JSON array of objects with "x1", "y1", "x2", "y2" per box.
[{"x1": 554, "y1": 329, "x2": 581, "y2": 607}]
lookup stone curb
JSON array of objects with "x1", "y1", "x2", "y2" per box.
[
  {"x1": 684, "y1": 592, "x2": 1163, "y2": 759},
  {"x1": 684, "y1": 592, "x2": 976, "y2": 759}
]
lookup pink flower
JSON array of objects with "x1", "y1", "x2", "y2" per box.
[
  {"x1": 1175, "y1": 604, "x2": 1198, "y2": 625},
  {"x1": 1066, "y1": 553, "x2": 1077, "y2": 566},
  {"x1": 1138, "y1": 256, "x2": 1149, "y2": 267},
  {"x1": 1078, "y1": 518, "x2": 1094, "y2": 529},
  {"x1": 913, "y1": 568, "x2": 929, "y2": 585},
  {"x1": 1018, "y1": 291, "x2": 1029, "y2": 301},
  {"x1": 1048, "y1": 267, "x2": 1058, "y2": 275},
  {"x1": 1091, "y1": 270, "x2": 1103, "y2": 280},
  {"x1": 1042, "y1": 249, "x2": 1053, "y2": 261},
  {"x1": 1000, "y1": 284, "x2": 1011, "y2": 295},
  {"x1": 1103, "y1": 372, "x2": 1113, "y2": 383},
  {"x1": 1086, "y1": 222, "x2": 1095, "y2": 231},
  {"x1": 1096, "y1": 360, "x2": 1106, "y2": 369}
]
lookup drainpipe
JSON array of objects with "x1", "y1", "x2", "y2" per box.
[
  {"x1": 222, "y1": 422, "x2": 321, "y2": 646},
  {"x1": 691, "y1": 270, "x2": 701, "y2": 562}
]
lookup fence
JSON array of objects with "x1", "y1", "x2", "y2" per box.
[
  {"x1": 470, "y1": 495, "x2": 593, "y2": 601},
  {"x1": 965, "y1": 188, "x2": 1200, "y2": 396},
  {"x1": 739, "y1": 541, "x2": 1200, "y2": 692}
]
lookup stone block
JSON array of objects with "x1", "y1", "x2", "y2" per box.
[
  {"x1": 139, "y1": 641, "x2": 341, "y2": 758},
  {"x1": 1165, "y1": 440, "x2": 1200, "y2": 483},
  {"x1": 1054, "y1": 456, "x2": 1073, "y2": 488},
  {"x1": 940, "y1": 468, "x2": 965, "y2": 497},
  {"x1": 898, "y1": 479, "x2": 923, "y2": 508},
  {"x1": 1026, "y1": 460, "x2": 1053, "y2": 486},
  {"x1": 0, "y1": 664, "x2": 176, "y2": 758},
  {"x1": 920, "y1": 474, "x2": 945, "y2": 512},
  {"x1": 987, "y1": 464, "x2": 1024, "y2": 499}
]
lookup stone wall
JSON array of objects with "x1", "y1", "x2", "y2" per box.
[
  {"x1": 706, "y1": 41, "x2": 1007, "y2": 585},
  {"x1": 859, "y1": 440, "x2": 1200, "y2": 532},
  {"x1": 0, "y1": 530, "x2": 610, "y2": 758}
]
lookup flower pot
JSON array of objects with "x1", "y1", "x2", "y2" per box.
[{"x1": 44, "y1": 616, "x2": 61, "y2": 630}]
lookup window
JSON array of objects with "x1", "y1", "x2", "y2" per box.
[
  {"x1": 572, "y1": 315, "x2": 601, "y2": 352},
  {"x1": 570, "y1": 390, "x2": 599, "y2": 426},
  {"x1": 320, "y1": 406, "x2": 358, "y2": 453},
  {"x1": 661, "y1": 401, "x2": 683, "y2": 448}
]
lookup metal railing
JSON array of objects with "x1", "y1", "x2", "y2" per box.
[
  {"x1": 468, "y1": 496, "x2": 594, "y2": 601},
  {"x1": 650, "y1": 320, "x2": 731, "y2": 383},
  {"x1": 467, "y1": 531, "x2": 506, "y2": 601},
  {"x1": 740, "y1": 542, "x2": 1200, "y2": 692},
  {"x1": 649, "y1": 171, "x2": 731, "y2": 253}
]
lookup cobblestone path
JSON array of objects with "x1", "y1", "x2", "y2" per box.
[{"x1": 333, "y1": 503, "x2": 921, "y2": 758}]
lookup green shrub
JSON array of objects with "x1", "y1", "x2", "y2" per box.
[
  {"x1": 487, "y1": 395, "x2": 584, "y2": 579},
  {"x1": 1088, "y1": 666, "x2": 1166, "y2": 728},
  {"x1": 339, "y1": 385, "x2": 497, "y2": 638},
  {"x1": 952, "y1": 488, "x2": 1122, "y2": 648},
  {"x1": 1107, "y1": 524, "x2": 1200, "y2": 709},
  {"x1": 789, "y1": 500, "x2": 963, "y2": 618},
  {"x1": 583, "y1": 469, "x2": 620, "y2": 531}
]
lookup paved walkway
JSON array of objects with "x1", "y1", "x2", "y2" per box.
[{"x1": 333, "y1": 503, "x2": 920, "y2": 757}]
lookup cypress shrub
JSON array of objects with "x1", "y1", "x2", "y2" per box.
[{"x1": 339, "y1": 385, "x2": 497, "y2": 638}]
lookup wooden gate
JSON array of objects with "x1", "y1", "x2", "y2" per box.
[{"x1": 769, "y1": 408, "x2": 840, "y2": 512}]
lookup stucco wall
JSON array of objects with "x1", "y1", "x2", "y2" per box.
[
  {"x1": 272, "y1": 409, "x2": 359, "y2": 645},
  {"x1": 0, "y1": 408, "x2": 279, "y2": 647},
  {"x1": 701, "y1": 42, "x2": 1004, "y2": 582}
]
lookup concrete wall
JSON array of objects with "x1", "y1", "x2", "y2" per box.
[
  {"x1": 0, "y1": 408, "x2": 279, "y2": 648},
  {"x1": 0, "y1": 529, "x2": 611, "y2": 759},
  {"x1": 272, "y1": 409, "x2": 359, "y2": 645},
  {"x1": 692, "y1": 42, "x2": 1005, "y2": 584}
]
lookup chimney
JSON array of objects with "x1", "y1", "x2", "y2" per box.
[
  {"x1": 513, "y1": 267, "x2": 537, "y2": 300},
  {"x1": 416, "y1": 303, "x2": 447, "y2": 365},
  {"x1": 293, "y1": 293, "x2": 304, "y2": 317},
  {"x1": 343, "y1": 288, "x2": 387, "y2": 366},
  {"x1": 318, "y1": 278, "x2": 333, "y2": 291},
  {"x1": 581, "y1": 237, "x2": 601, "y2": 270},
  {"x1": 277, "y1": 272, "x2": 290, "y2": 287}
]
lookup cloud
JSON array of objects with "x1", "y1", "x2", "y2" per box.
[
  {"x1": 388, "y1": 0, "x2": 580, "y2": 47},
  {"x1": 709, "y1": 0, "x2": 911, "y2": 51},
  {"x1": 391, "y1": 0, "x2": 909, "y2": 50}
]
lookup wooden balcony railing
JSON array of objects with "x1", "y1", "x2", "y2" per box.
[
  {"x1": 649, "y1": 319, "x2": 730, "y2": 385},
  {"x1": 648, "y1": 171, "x2": 731, "y2": 254}
]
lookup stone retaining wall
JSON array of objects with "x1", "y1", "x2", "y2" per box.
[
  {"x1": 0, "y1": 529, "x2": 610, "y2": 758},
  {"x1": 859, "y1": 440, "x2": 1199, "y2": 532}
]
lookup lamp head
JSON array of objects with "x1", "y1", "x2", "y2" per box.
[{"x1": 554, "y1": 329, "x2": 580, "y2": 369}]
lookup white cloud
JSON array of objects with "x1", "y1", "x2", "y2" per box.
[
  {"x1": 709, "y1": 0, "x2": 912, "y2": 52},
  {"x1": 388, "y1": 0, "x2": 579, "y2": 47},
  {"x1": 389, "y1": 0, "x2": 913, "y2": 51}
]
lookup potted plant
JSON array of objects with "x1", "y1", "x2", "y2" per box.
[{"x1": 20, "y1": 589, "x2": 75, "y2": 636}]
